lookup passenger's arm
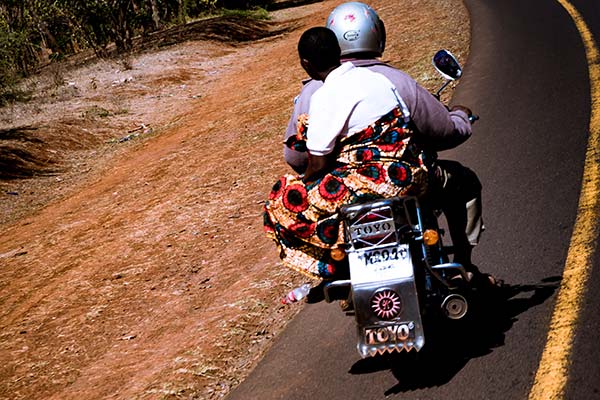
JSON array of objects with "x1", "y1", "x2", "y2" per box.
[
  {"x1": 302, "y1": 153, "x2": 335, "y2": 184},
  {"x1": 284, "y1": 80, "x2": 321, "y2": 174},
  {"x1": 284, "y1": 119, "x2": 308, "y2": 174}
]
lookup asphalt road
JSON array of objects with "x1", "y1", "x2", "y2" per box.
[{"x1": 227, "y1": 0, "x2": 600, "y2": 399}]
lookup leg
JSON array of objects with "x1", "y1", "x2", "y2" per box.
[{"x1": 435, "y1": 160, "x2": 484, "y2": 269}]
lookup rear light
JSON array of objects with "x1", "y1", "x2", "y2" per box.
[
  {"x1": 423, "y1": 229, "x2": 439, "y2": 246},
  {"x1": 330, "y1": 247, "x2": 346, "y2": 261}
]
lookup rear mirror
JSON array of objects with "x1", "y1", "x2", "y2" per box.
[{"x1": 432, "y1": 50, "x2": 462, "y2": 80}]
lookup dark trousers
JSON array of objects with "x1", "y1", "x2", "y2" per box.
[{"x1": 429, "y1": 159, "x2": 484, "y2": 269}]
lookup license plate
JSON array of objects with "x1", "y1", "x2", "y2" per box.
[
  {"x1": 350, "y1": 244, "x2": 413, "y2": 283},
  {"x1": 364, "y1": 321, "x2": 415, "y2": 345},
  {"x1": 360, "y1": 244, "x2": 411, "y2": 275}
]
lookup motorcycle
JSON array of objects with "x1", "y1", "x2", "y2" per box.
[{"x1": 317, "y1": 50, "x2": 478, "y2": 358}]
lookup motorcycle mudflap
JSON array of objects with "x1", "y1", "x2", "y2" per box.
[{"x1": 349, "y1": 245, "x2": 425, "y2": 358}]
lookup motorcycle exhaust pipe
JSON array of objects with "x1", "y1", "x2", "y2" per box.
[{"x1": 441, "y1": 294, "x2": 468, "y2": 320}]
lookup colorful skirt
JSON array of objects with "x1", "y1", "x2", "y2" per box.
[{"x1": 264, "y1": 107, "x2": 428, "y2": 279}]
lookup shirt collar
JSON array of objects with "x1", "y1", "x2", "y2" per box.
[
  {"x1": 324, "y1": 61, "x2": 355, "y2": 83},
  {"x1": 344, "y1": 58, "x2": 386, "y2": 67}
]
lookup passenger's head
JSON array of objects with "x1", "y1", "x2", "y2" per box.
[
  {"x1": 326, "y1": 2, "x2": 386, "y2": 58},
  {"x1": 297, "y1": 27, "x2": 341, "y2": 80}
]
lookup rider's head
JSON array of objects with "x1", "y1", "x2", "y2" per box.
[
  {"x1": 298, "y1": 27, "x2": 341, "y2": 81},
  {"x1": 326, "y1": 2, "x2": 386, "y2": 58}
]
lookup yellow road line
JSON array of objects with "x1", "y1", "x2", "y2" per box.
[{"x1": 528, "y1": 1, "x2": 600, "y2": 399}]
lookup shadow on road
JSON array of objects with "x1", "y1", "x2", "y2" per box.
[{"x1": 348, "y1": 276, "x2": 561, "y2": 395}]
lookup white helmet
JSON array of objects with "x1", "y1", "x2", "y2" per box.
[{"x1": 326, "y1": 2, "x2": 386, "y2": 57}]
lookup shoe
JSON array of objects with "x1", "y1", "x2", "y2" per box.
[
  {"x1": 339, "y1": 299, "x2": 354, "y2": 312},
  {"x1": 470, "y1": 271, "x2": 504, "y2": 290}
]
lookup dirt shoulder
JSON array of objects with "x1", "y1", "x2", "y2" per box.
[{"x1": 0, "y1": 1, "x2": 469, "y2": 399}]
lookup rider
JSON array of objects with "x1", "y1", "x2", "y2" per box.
[
  {"x1": 265, "y1": 26, "x2": 430, "y2": 279},
  {"x1": 281, "y1": 2, "x2": 494, "y2": 285}
]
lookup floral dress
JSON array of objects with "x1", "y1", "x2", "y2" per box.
[{"x1": 264, "y1": 106, "x2": 429, "y2": 279}]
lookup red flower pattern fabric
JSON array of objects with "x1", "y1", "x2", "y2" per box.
[
  {"x1": 282, "y1": 184, "x2": 309, "y2": 213},
  {"x1": 264, "y1": 106, "x2": 428, "y2": 278}
]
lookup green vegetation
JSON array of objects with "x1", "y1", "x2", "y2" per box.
[
  {"x1": 218, "y1": 7, "x2": 270, "y2": 19},
  {"x1": 0, "y1": 0, "x2": 272, "y2": 105}
]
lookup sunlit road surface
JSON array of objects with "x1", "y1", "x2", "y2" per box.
[{"x1": 228, "y1": 0, "x2": 600, "y2": 399}]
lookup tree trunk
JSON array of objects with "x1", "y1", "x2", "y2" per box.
[
  {"x1": 177, "y1": 0, "x2": 186, "y2": 25},
  {"x1": 112, "y1": 0, "x2": 134, "y2": 52},
  {"x1": 149, "y1": 0, "x2": 160, "y2": 30}
]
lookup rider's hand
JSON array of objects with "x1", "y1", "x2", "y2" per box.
[{"x1": 451, "y1": 105, "x2": 472, "y2": 117}]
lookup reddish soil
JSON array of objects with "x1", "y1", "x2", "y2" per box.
[{"x1": 0, "y1": 1, "x2": 468, "y2": 398}]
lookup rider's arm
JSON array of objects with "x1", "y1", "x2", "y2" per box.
[
  {"x1": 365, "y1": 65, "x2": 472, "y2": 151},
  {"x1": 410, "y1": 83, "x2": 472, "y2": 151}
]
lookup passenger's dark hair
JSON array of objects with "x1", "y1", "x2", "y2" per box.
[{"x1": 297, "y1": 27, "x2": 341, "y2": 72}]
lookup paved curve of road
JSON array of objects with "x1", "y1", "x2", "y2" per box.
[{"x1": 227, "y1": 0, "x2": 600, "y2": 399}]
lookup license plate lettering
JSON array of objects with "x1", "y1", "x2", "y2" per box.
[
  {"x1": 364, "y1": 247, "x2": 398, "y2": 265},
  {"x1": 363, "y1": 246, "x2": 408, "y2": 266},
  {"x1": 365, "y1": 322, "x2": 415, "y2": 345}
]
